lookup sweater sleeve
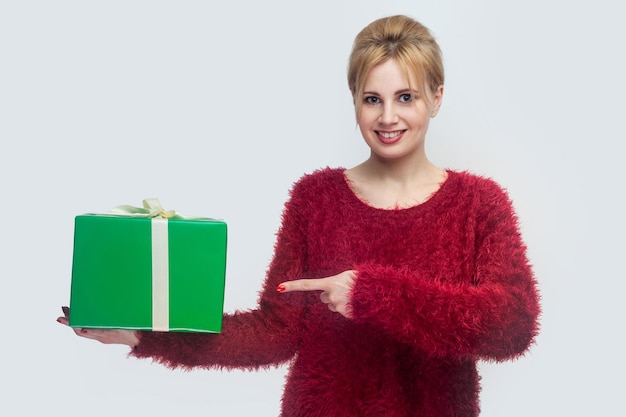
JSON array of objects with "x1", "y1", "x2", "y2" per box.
[
  {"x1": 350, "y1": 182, "x2": 541, "y2": 362},
  {"x1": 130, "y1": 182, "x2": 310, "y2": 371}
]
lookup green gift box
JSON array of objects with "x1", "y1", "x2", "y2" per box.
[{"x1": 69, "y1": 200, "x2": 227, "y2": 333}]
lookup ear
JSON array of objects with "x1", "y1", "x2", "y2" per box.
[{"x1": 430, "y1": 85, "x2": 444, "y2": 118}]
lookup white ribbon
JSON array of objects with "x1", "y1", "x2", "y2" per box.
[
  {"x1": 107, "y1": 198, "x2": 181, "y2": 219},
  {"x1": 151, "y1": 217, "x2": 169, "y2": 331}
]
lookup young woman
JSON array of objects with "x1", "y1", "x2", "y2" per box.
[{"x1": 59, "y1": 15, "x2": 540, "y2": 417}]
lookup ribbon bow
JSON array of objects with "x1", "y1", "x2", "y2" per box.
[{"x1": 107, "y1": 198, "x2": 182, "y2": 219}]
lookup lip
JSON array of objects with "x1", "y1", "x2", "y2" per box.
[{"x1": 376, "y1": 130, "x2": 405, "y2": 145}]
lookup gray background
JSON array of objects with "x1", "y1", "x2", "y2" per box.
[{"x1": 2, "y1": 1, "x2": 623, "y2": 415}]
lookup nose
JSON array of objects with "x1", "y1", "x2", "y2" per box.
[{"x1": 379, "y1": 102, "x2": 398, "y2": 124}]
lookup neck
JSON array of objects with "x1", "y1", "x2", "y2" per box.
[
  {"x1": 344, "y1": 154, "x2": 447, "y2": 210},
  {"x1": 360, "y1": 151, "x2": 442, "y2": 185}
]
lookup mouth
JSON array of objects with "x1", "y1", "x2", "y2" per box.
[{"x1": 376, "y1": 130, "x2": 405, "y2": 144}]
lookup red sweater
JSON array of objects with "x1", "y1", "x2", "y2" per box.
[{"x1": 132, "y1": 168, "x2": 541, "y2": 417}]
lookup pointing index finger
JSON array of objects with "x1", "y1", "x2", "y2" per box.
[{"x1": 277, "y1": 278, "x2": 329, "y2": 293}]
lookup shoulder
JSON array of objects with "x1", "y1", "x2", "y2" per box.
[
  {"x1": 280, "y1": 167, "x2": 347, "y2": 221},
  {"x1": 447, "y1": 170, "x2": 505, "y2": 191},
  {"x1": 289, "y1": 167, "x2": 346, "y2": 198},
  {"x1": 445, "y1": 170, "x2": 518, "y2": 221},
  {"x1": 447, "y1": 170, "x2": 511, "y2": 201}
]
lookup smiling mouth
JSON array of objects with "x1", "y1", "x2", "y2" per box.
[{"x1": 376, "y1": 130, "x2": 405, "y2": 139}]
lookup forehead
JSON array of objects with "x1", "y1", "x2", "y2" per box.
[{"x1": 364, "y1": 59, "x2": 421, "y2": 92}]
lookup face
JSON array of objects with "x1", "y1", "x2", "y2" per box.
[{"x1": 356, "y1": 59, "x2": 443, "y2": 162}]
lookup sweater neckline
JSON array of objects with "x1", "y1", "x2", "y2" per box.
[{"x1": 338, "y1": 168, "x2": 454, "y2": 213}]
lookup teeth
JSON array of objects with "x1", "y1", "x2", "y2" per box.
[{"x1": 378, "y1": 131, "x2": 402, "y2": 139}]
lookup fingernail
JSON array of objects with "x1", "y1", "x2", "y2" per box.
[
  {"x1": 56, "y1": 318, "x2": 63, "y2": 324},
  {"x1": 80, "y1": 329, "x2": 89, "y2": 334},
  {"x1": 276, "y1": 284, "x2": 286, "y2": 292}
]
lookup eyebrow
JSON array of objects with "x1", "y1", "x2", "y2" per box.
[{"x1": 363, "y1": 88, "x2": 420, "y2": 96}]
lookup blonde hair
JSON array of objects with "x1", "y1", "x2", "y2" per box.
[{"x1": 348, "y1": 15, "x2": 444, "y2": 117}]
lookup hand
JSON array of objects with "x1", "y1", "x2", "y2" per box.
[
  {"x1": 277, "y1": 270, "x2": 357, "y2": 318},
  {"x1": 57, "y1": 306, "x2": 140, "y2": 347}
]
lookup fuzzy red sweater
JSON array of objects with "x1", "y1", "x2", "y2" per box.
[{"x1": 131, "y1": 167, "x2": 541, "y2": 417}]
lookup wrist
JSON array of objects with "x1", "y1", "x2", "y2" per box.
[{"x1": 127, "y1": 331, "x2": 140, "y2": 348}]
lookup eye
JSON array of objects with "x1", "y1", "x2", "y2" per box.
[
  {"x1": 399, "y1": 93, "x2": 413, "y2": 103},
  {"x1": 364, "y1": 96, "x2": 380, "y2": 104}
]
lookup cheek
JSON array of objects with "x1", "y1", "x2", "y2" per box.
[
  {"x1": 356, "y1": 108, "x2": 377, "y2": 127},
  {"x1": 405, "y1": 107, "x2": 431, "y2": 126},
  {"x1": 357, "y1": 123, "x2": 369, "y2": 140},
  {"x1": 357, "y1": 120, "x2": 377, "y2": 145}
]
